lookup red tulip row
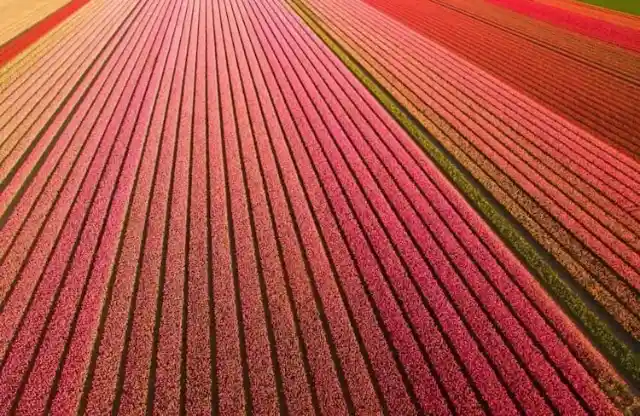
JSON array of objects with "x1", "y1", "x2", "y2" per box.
[
  {"x1": 483, "y1": 0, "x2": 640, "y2": 52},
  {"x1": 427, "y1": 0, "x2": 640, "y2": 76},
  {"x1": 301, "y1": 0, "x2": 640, "y2": 339},
  {"x1": 529, "y1": 0, "x2": 640, "y2": 30},
  {"x1": 0, "y1": 0, "x2": 626, "y2": 414},
  {"x1": 360, "y1": 0, "x2": 640, "y2": 158}
]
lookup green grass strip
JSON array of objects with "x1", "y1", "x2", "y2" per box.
[
  {"x1": 287, "y1": 0, "x2": 640, "y2": 405},
  {"x1": 577, "y1": 0, "x2": 640, "y2": 16}
]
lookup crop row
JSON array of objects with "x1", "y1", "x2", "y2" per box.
[
  {"x1": 0, "y1": 1, "x2": 135, "y2": 202},
  {"x1": 299, "y1": 0, "x2": 640, "y2": 342},
  {"x1": 0, "y1": 0, "x2": 70, "y2": 52},
  {"x1": 435, "y1": 0, "x2": 640, "y2": 72},
  {"x1": 534, "y1": 0, "x2": 640, "y2": 29},
  {"x1": 0, "y1": 0, "x2": 94, "y2": 70},
  {"x1": 357, "y1": 0, "x2": 640, "y2": 159},
  {"x1": 482, "y1": 0, "x2": 640, "y2": 52},
  {"x1": 0, "y1": 0, "x2": 174, "y2": 413}
]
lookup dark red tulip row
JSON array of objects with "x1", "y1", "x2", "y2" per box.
[
  {"x1": 484, "y1": 0, "x2": 640, "y2": 52},
  {"x1": 359, "y1": 0, "x2": 640, "y2": 159}
]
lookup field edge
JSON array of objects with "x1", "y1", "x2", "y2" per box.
[{"x1": 576, "y1": 0, "x2": 640, "y2": 16}]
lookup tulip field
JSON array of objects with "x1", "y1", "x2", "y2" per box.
[
  {"x1": 0, "y1": 0, "x2": 638, "y2": 414},
  {"x1": 298, "y1": 0, "x2": 640, "y2": 343}
]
